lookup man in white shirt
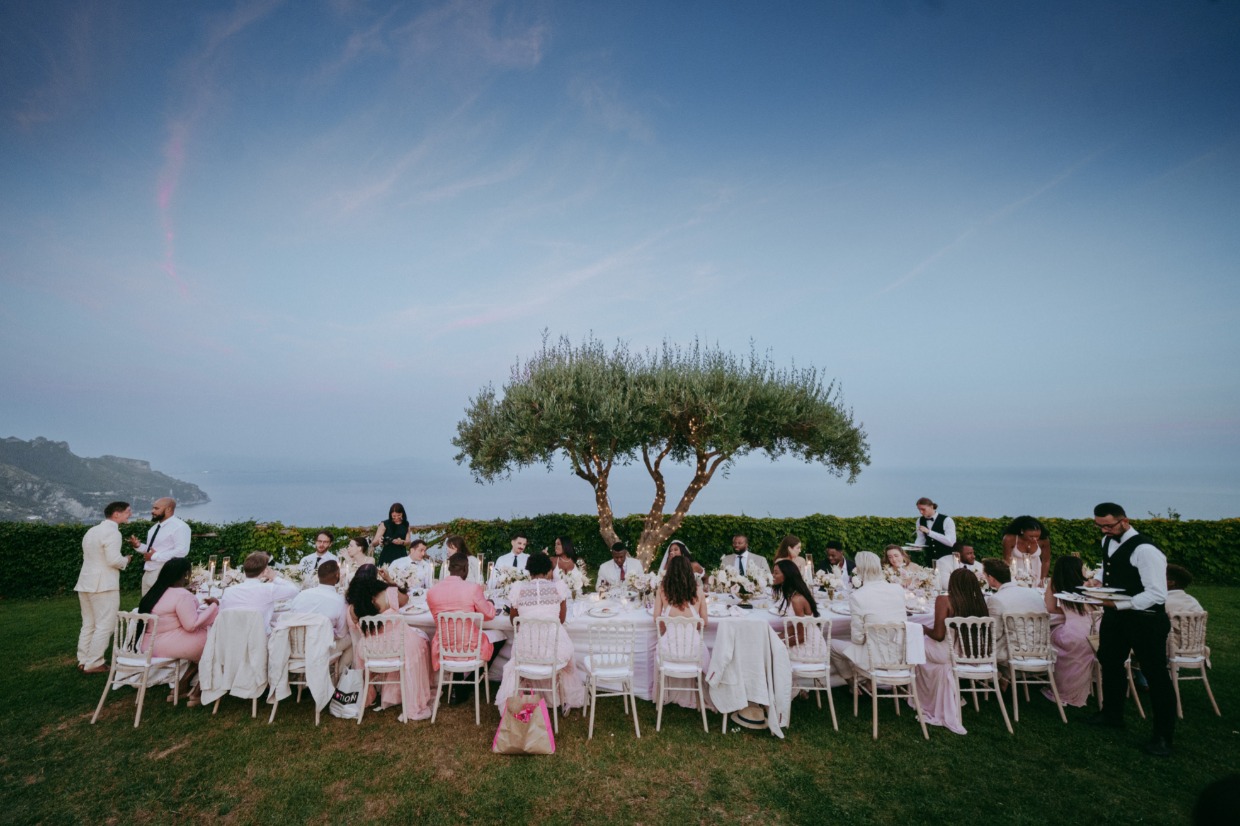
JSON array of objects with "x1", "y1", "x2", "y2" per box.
[
  {"x1": 936, "y1": 542, "x2": 984, "y2": 591},
  {"x1": 75, "y1": 501, "x2": 133, "y2": 673},
  {"x1": 912, "y1": 497, "x2": 956, "y2": 564},
  {"x1": 388, "y1": 539, "x2": 436, "y2": 590},
  {"x1": 719, "y1": 534, "x2": 772, "y2": 582},
  {"x1": 288, "y1": 559, "x2": 350, "y2": 675},
  {"x1": 487, "y1": 533, "x2": 530, "y2": 588},
  {"x1": 220, "y1": 552, "x2": 300, "y2": 633},
  {"x1": 597, "y1": 542, "x2": 644, "y2": 587},
  {"x1": 983, "y1": 558, "x2": 1046, "y2": 662},
  {"x1": 298, "y1": 531, "x2": 339, "y2": 581},
  {"x1": 1087, "y1": 502, "x2": 1175, "y2": 756},
  {"x1": 129, "y1": 497, "x2": 192, "y2": 595},
  {"x1": 1165, "y1": 564, "x2": 1204, "y2": 614}
]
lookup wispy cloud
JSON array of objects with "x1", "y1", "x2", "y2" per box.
[
  {"x1": 568, "y1": 74, "x2": 655, "y2": 143},
  {"x1": 396, "y1": 0, "x2": 547, "y2": 69},
  {"x1": 9, "y1": 5, "x2": 113, "y2": 129}
]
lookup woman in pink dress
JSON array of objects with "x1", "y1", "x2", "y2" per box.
[
  {"x1": 495, "y1": 553, "x2": 586, "y2": 710},
  {"x1": 915, "y1": 568, "x2": 990, "y2": 734},
  {"x1": 345, "y1": 564, "x2": 434, "y2": 722},
  {"x1": 139, "y1": 557, "x2": 219, "y2": 706},
  {"x1": 1043, "y1": 555, "x2": 1097, "y2": 707}
]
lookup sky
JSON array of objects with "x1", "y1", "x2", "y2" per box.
[{"x1": 2, "y1": 0, "x2": 1238, "y2": 523}]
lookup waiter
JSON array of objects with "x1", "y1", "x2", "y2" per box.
[
  {"x1": 1087, "y1": 502, "x2": 1174, "y2": 757},
  {"x1": 912, "y1": 497, "x2": 956, "y2": 563}
]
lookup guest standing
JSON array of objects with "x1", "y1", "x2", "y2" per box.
[
  {"x1": 1043, "y1": 555, "x2": 1097, "y2": 707},
  {"x1": 1002, "y1": 516, "x2": 1051, "y2": 585},
  {"x1": 75, "y1": 501, "x2": 133, "y2": 673},
  {"x1": 129, "y1": 497, "x2": 191, "y2": 595},
  {"x1": 139, "y1": 557, "x2": 219, "y2": 705},
  {"x1": 372, "y1": 503, "x2": 413, "y2": 566},
  {"x1": 550, "y1": 536, "x2": 579, "y2": 575},
  {"x1": 912, "y1": 497, "x2": 956, "y2": 563},
  {"x1": 917, "y1": 568, "x2": 992, "y2": 734},
  {"x1": 1088, "y1": 502, "x2": 1174, "y2": 757}
]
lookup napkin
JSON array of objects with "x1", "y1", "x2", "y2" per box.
[{"x1": 905, "y1": 621, "x2": 926, "y2": 665}]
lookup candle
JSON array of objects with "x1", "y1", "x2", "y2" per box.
[
  {"x1": 221, "y1": 557, "x2": 231, "y2": 577},
  {"x1": 207, "y1": 555, "x2": 217, "y2": 581}
]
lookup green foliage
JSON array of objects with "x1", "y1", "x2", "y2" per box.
[{"x1": 7, "y1": 515, "x2": 1236, "y2": 598}]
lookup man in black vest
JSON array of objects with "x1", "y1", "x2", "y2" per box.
[
  {"x1": 1087, "y1": 502, "x2": 1174, "y2": 756},
  {"x1": 912, "y1": 497, "x2": 956, "y2": 563}
]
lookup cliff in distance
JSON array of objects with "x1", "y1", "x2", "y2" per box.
[{"x1": 0, "y1": 437, "x2": 209, "y2": 523}]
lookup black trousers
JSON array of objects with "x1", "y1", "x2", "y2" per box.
[{"x1": 1097, "y1": 608, "x2": 1174, "y2": 740}]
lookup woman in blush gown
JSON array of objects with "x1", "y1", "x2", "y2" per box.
[
  {"x1": 915, "y1": 568, "x2": 991, "y2": 735},
  {"x1": 346, "y1": 564, "x2": 434, "y2": 722},
  {"x1": 495, "y1": 552, "x2": 586, "y2": 710},
  {"x1": 1043, "y1": 555, "x2": 1097, "y2": 707},
  {"x1": 140, "y1": 557, "x2": 219, "y2": 705}
]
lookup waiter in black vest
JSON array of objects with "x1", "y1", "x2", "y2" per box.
[
  {"x1": 1087, "y1": 502, "x2": 1174, "y2": 757},
  {"x1": 912, "y1": 497, "x2": 956, "y2": 563}
]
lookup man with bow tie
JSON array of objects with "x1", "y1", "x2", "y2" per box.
[{"x1": 912, "y1": 497, "x2": 956, "y2": 563}]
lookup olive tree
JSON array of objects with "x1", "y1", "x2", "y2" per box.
[{"x1": 453, "y1": 335, "x2": 869, "y2": 566}]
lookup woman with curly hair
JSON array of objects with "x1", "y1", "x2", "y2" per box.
[{"x1": 1002, "y1": 515, "x2": 1051, "y2": 585}]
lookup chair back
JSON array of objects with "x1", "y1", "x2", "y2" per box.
[
  {"x1": 656, "y1": 616, "x2": 703, "y2": 665},
  {"x1": 1002, "y1": 612, "x2": 1052, "y2": 660},
  {"x1": 947, "y1": 616, "x2": 997, "y2": 666},
  {"x1": 511, "y1": 617, "x2": 560, "y2": 667},
  {"x1": 587, "y1": 622, "x2": 636, "y2": 672},
  {"x1": 436, "y1": 611, "x2": 485, "y2": 662},
  {"x1": 1169, "y1": 611, "x2": 1208, "y2": 659},
  {"x1": 782, "y1": 616, "x2": 830, "y2": 665},
  {"x1": 285, "y1": 624, "x2": 308, "y2": 660},
  {"x1": 117, "y1": 611, "x2": 158, "y2": 663},
  {"x1": 862, "y1": 622, "x2": 909, "y2": 670},
  {"x1": 358, "y1": 615, "x2": 405, "y2": 660}
]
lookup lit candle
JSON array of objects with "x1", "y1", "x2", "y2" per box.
[
  {"x1": 221, "y1": 557, "x2": 231, "y2": 578},
  {"x1": 207, "y1": 555, "x2": 217, "y2": 582}
]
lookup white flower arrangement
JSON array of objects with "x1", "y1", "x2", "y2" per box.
[
  {"x1": 625, "y1": 571, "x2": 662, "y2": 597},
  {"x1": 708, "y1": 567, "x2": 767, "y2": 598},
  {"x1": 382, "y1": 564, "x2": 418, "y2": 591},
  {"x1": 553, "y1": 565, "x2": 591, "y2": 598},
  {"x1": 189, "y1": 565, "x2": 213, "y2": 591},
  {"x1": 220, "y1": 567, "x2": 246, "y2": 589},
  {"x1": 814, "y1": 570, "x2": 844, "y2": 591},
  {"x1": 492, "y1": 566, "x2": 530, "y2": 597},
  {"x1": 851, "y1": 574, "x2": 863, "y2": 589}
]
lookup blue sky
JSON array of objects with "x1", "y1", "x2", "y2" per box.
[{"x1": 2, "y1": 1, "x2": 1238, "y2": 520}]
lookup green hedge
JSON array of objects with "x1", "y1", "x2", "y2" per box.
[{"x1": 3, "y1": 514, "x2": 1236, "y2": 599}]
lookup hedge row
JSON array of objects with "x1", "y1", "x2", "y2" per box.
[{"x1": 3, "y1": 514, "x2": 1236, "y2": 599}]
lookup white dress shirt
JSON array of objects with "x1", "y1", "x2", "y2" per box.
[
  {"x1": 912, "y1": 513, "x2": 956, "y2": 550},
  {"x1": 987, "y1": 582, "x2": 1047, "y2": 660},
  {"x1": 389, "y1": 557, "x2": 436, "y2": 590},
  {"x1": 488, "y1": 551, "x2": 529, "y2": 587},
  {"x1": 298, "y1": 551, "x2": 338, "y2": 579},
  {"x1": 1101, "y1": 527, "x2": 1168, "y2": 612},
  {"x1": 597, "y1": 557, "x2": 644, "y2": 587},
  {"x1": 288, "y1": 583, "x2": 348, "y2": 639},
  {"x1": 139, "y1": 515, "x2": 191, "y2": 571},
  {"x1": 1165, "y1": 589, "x2": 1203, "y2": 614},
  {"x1": 934, "y1": 556, "x2": 983, "y2": 591},
  {"x1": 219, "y1": 576, "x2": 300, "y2": 632}
]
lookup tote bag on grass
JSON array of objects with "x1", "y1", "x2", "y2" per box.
[{"x1": 492, "y1": 692, "x2": 556, "y2": 755}]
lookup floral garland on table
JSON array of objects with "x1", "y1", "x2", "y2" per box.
[
  {"x1": 708, "y1": 566, "x2": 770, "y2": 599},
  {"x1": 553, "y1": 564, "x2": 591, "y2": 599}
]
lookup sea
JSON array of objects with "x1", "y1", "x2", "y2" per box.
[{"x1": 169, "y1": 460, "x2": 1239, "y2": 527}]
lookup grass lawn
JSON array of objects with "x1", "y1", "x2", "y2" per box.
[{"x1": 2, "y1": 588, "x2": 1237, "y2": 825}]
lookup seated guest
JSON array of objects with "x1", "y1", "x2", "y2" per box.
[
  {"x1": 488, "y1": 533, "x2": 530, "y2": 588},
  {"x1": 1042, "y1": 555, "x2": 1097, "y2": 707},
  {"x1": 831, "y1": 551, "x2": 906, "y2": 681},
  {"x1": 551, "y1": 535, "x2": 580, "y2": 574},
  {"x1": 819, "y1": 541, "x2": 855, "y2": 577},
  {"x1": 298, "y1": 531, "x2": 339, "y2": 580},
  {"x1": 289, "y1": 559, "x2": 351, "y2": 674},
  {"x1": 597, "y1": 542, "x2": 643, "y2": 588},
  {"x1": 345, "y1": 563, "x2": 433, "y2": 720},
  {"x1": 935, "y1": 542, "x2": 983, "y2": 591},
  {"x1": 139, "y1": 557, "x2": 219, "y2": 706},
  {"x1": 656, "y1": 539, "x2": 704, "y2": 576},
  {"x1": 653, "y1": 554, "x2": 709, "y2": 708},
  {"x1": 1166, "y1": 564, "x2": 1204, "y2": 613},
  {"x1": 387, "y1": 539, "x2": 435, "y2": 590},
  {"x1": 438, "y1": 535, "x2": 484, "y2": 584},
  {"x1": 774, "y1": 535, "x2": 813, "y2": 583},
  {"x1": 917, "y1": 568, "x2": 992, "y2": 734},
  {"x1": 426, "y1": 552, "x2": 498, "y2": 674},
  {"x1": 884, "y1": 545, "x2": 925, "y2": 587},
  {"x1": 720, "y1": 534, "x2": 772, "y2": 580},
  {"x1": 983, "y1": 557, "x2": 1046, "y2": 662},
  {"x1": 340, "y1": 534, "x2": 374, "y2": 581},
  {"x1": 219, "y1": 552, "x2": 300, "y2": 633},
  {"x1": 495, "y1": 552, "x2": 586, "y2": 710},
  {"x1": 773, "y1": 559, "x2": 826, "y2": 659}
]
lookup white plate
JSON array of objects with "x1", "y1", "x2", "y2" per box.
[
  {"x1": 708, "y1": 604, "x2": 731, "y2": 617},
  {"x1": 828, "y1": 602, "x2": 850, "y2": 615},
  {"x1": 588, "y1": 605, "x2": 620, "y2": 618},
  {"x1": 400, "y1": 603, "x2": 429, "y2": 615},
  {"x1": 1056, "y1": 592, "x2": 1103, "y2": 605},
  {"x1": 1080, "y1": 586, "x2": 1124, "y2": 593}
]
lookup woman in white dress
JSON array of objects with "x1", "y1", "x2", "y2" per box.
[
  {"x1": 652, "y1": 554, "x2": 709, "y2": 708},
  {"x1": 1002, "y1": 516, "x2": 1050, "y2": 585},
  {"x1": 884, "y1": 545, "x2": 925, "y2": 588},
  {"x1": 656, "y1": 540, "x2": 704, "y2": 577},
  {"x1": 772, "y1": 559, "x2": 828, "y2": 661},
  {"x1": 831, "y1": 551, "x2": 907, "y2": 681},
  {"x1": 439, "y1": 534, "x2": 484, "y2": 585},
  {"x1": 495, "y1": 552, "x2": 586, "y2": 710},
  {"x1": 774, "y1": 535, "x2": 814, "y2": 584}
]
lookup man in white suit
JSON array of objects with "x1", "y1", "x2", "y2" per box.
[
  {"x1": 830, "y1": 551, "x2": 906, "y2": 681},
  {"x1": 719, "y1": 534, "x2": 772, "y2": 582},
  {"x1": 597, "y1": 542, "x2": 644, "y2": 587},
  {"x1": 75, "y1": 501, "x2": 133, "y2": 673},
  {"x1": 983, "y1": 557, "x2": 1047, "y2": 662}
]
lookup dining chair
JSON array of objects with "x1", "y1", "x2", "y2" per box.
[
  {"x1": 782, "y1": 616, "x2": 838, "y2": 730},
  {"x1": 1003, "y1": 612, "x2": 1067, "y2": 723},
  {"x1": 200, "y1": 609, "x2": 268, "y2": 718},
  {"x1": 1168, "y1": 611, "x2": 1221, "y2": 717},
  {"x1": 852, "y1": 621, "x2": 928, "y2": 740},
  {"x1": 267, "y1": 619, "x2": 341, "y2": 726},
  {"x1": 655, "y1": 616, "x2": 709, "y2": 733},
  {"x1": 90, "y1": 611, "x2": 184, "y2": 728},
  {"x1": 431, "y1": 611, "x2": 489, "y2": 725},
  {"x1": 583, "y1": 621, "x2": 641, "y2": 739},
  {"x1": 510, "y1": 617, "x2": 565, "y2": 734},
  {"x1": 946, "y1": 616, "x2": 1013, "y2": 734},
  {"x1": 356, "y1": 614, "x2": 407, "y2": 725}
]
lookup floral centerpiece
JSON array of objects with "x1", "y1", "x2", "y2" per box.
[
  {"x1": 814, "y1": 569, "x2": 845, "y2": 600},
  {"x1": 189, "y1": 565, "x2": 213, "y2": 591},
  {"x1": 708, "y1": 567, "x2": 770, "y2": 603},
  {"x1": 491, "y1": 566, "x2": 530, "y2": 598},
  {"x1": 382, "y1": 564, "x2": 421, "y2": 592},
  {"x1": 220, "y1": 567, "x2": 246, "y2": 589},
  {"x1": 553, "y1": 563, "x2": 591, "y2": 599},
  {"x1": 625, "y1": 571, "x2": 662, "y2": 604}
]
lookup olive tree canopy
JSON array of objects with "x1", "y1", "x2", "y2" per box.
[{"x1": 453, "y1": 335, "x2": 869, "y2": 565}]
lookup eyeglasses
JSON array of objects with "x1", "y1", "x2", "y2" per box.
[{"x1": 1095, "y1": 520, "x2": 1125, "y2": 531}]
